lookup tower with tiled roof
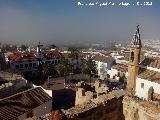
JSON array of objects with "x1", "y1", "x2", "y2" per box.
[{"x1": 127, "y1": 25, "x2": 142, "y2": 93}]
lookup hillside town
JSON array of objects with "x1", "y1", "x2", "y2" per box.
[{"x1": 0, "y1": 25, "x2": 160, "y2": 120}]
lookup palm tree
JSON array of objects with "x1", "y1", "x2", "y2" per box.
[
  {"x1": 41, "y1": 64, "x2": 56, "y2": 78},
  {"x1": 56, "y1": 58, "x2": 70, "y2": 85},
  {"x1": 81, "y1": 56, "x2": 97, "y2": 83},
  {"x1": 67, "y1": 47, "x2": 79, "y2": 73},
  {"x1": 33, "y1": 63, "x2": 54, "y2": 78}
]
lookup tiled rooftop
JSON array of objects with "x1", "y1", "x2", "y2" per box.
[
  {"x1": 0, "y1": 87, "x2": 52, "y2": 120},
  {"x1": 138, "y1": 68, "x2": 160, "y2": 83},
  {"x1": 93, "y1": 54, "x2": 111, "y2": 63},
  {"x1": 112, "y1": 63, "x2": 128, "y2": 72},
  {"x1": 8, "y1": 50, "x2": 62, "y2": 62},
  {"x1": 43, "y1": 50, "x2": 62, "y2": 59},
  {"x1": 140, "y1": 57, "x2": 160, "y2": 69},
  {"x1": 8, "y1": 52, "x2": 36, "y2": 62}
]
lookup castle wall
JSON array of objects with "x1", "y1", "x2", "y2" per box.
[
  {"x1": 75, "y1": 81, "x2": 109, "y2": 105},
  {"x1": 62, "y1": 90, "x2": 125, "y2": 120},
  {"x1": 75, "y1": 88, "x2": 93, "y2": 105},
  {"x1": 123, "y1": 95, "x2": 160, "y2": 120}
]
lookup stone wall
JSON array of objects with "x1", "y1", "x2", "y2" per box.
[
  {"x1": 75, "y1": 81, "x2": 109, "y2": 105},
  {"x1": 0, "y1": 71, "x2": 27, "y2": 98},
  {"x1": 123, "y1": 95, "x2": 160, "y2": 120},
  {"x1": 62, "y1": 90, "x2": 125, "y2": 120}
]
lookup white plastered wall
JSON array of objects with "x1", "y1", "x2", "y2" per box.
[{"x1": 135, "y1": 77, "x2": 160, "y2": 100}]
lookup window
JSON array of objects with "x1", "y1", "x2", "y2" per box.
[
  {"x1": 33, "y1": 63, "x2": 36, "y2": 67},
  {"x1": 55, "y1": 60, "x2": 57, "y2": 64},
  {"x1": 25, "y1": 64, "x2": 28, "y2": 68},
  {"x1": 141, "y1": 83, "x2": 144, "y2": 89},
  {"x1": 29, "y1": 63, "x2": 32, "y2": 67},
  {"x1": 52, "y1": 61, "x2": 55, "y2": 64},
  {"x1": 130, "y1": 51, "x2": 134, "y2": 62},
  {"x1": 20, "y1": 64, "x2": 23, "y2": 68},
  {"x1": 15, "y1": 65, "x2": 19, "y2": 69}
]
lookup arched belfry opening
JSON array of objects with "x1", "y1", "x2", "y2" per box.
[{"x1": 130, "y1": 51, "x2": 134, "y2": 62}]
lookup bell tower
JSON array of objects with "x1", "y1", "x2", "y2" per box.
[{"x1": 127, "y1": 25, "x2": 142, "y2": 93}]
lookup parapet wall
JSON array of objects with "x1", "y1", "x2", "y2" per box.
[
  {"x1": 123, "y1": 95, "x2": 160, "y2": 120},
  {"x1": 0, "y1": 71, "x2": 27, "y2": 98},
  {"x1": 75, "y1": 81, "x2": 109, "y2": 105},
  {"x1": 62, "y1": 90, "x2": 125, "y2": 120},
  {"x1": 0, "y1": 71, "x2": 23, "y2": 81}
]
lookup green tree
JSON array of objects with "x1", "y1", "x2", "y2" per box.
[
  {"x1": 20, "y1": 45, "x2": 28, "y2": 51},
  {"x1": 56, "y1": 58, "x2": 70, "y2": 84},
  {"x1": 81, "y1": 56, "x2": 97, "y2": 83},
  {"x1": 48, "y1": 44, "x2": 57, "y2": 49},
  {"x1": 33, "y1": 63, "x2": 56, "y2": 78},
  {"x1": 68, "y1": 47, "x2": 79, "y2": 60},
  {"x1": 67, "y1": 47, "x2": 80, "y2": 74}
]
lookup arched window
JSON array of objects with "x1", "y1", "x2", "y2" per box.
[{"x1": 130, "y1": 51, "x2": 134, "y2": 62}]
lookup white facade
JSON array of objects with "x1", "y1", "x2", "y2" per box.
[
  {"x1": 135, "y1": 77, "x2": 160, "y2": 100},
  {"x1": 134, "y1": 59, "x2": 160, "y2": 100},
  {"x1": 10, "y1": 57, "x2": 61, "y2": 73},
  {"x1": 69, "y1": 58, "x2": 81, "y2": 70},
  {"x1": 110, "y1": 52, "x2": 128, "y2": 64},
  {"x1": 33, "y1": 84, "x2": 53, "y2": 97},
  {"x1": 139, "y1": 65, "x2": 160, "y2": 72},
  {"x1": 115, "y1": 59, "x2": 128, "y2": 64},
  {"x1": 96, "y1": 61, "x2": 126, "y2": 81},
  {"x1": 95, "y1": 61, "x2": 108, "y2": 77},
  {"x1": 107, "y1": 68, "x2": 118, "y2": 79},
  {"x1": 10, "y1": 59, "x2": 38, "y2": 73}
]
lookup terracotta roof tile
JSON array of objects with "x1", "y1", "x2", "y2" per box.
[
  {"x1": 140, "y1": 57, "x2": 160, "y2": 69},
  {"x1": 112, "y1": 64, "x2": 128, "y2": 72},
  {"x1": 43, "y1": 51, "x2": 62, "y2": 59},
  {"x1": 8, "y1": 51, "x2": 62, "y2": 62},
  {"x1": 138, "y1": 68, "x2": 160, "y2": 83},
  {"x1": 0, "y1": 87, "x2": 52, "y2": 120}
]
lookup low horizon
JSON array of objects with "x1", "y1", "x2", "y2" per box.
[{"x1": 0, "y1": 0, "x2": 160, "y2": 46}]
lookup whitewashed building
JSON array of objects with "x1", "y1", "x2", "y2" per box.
[
  {"x1": 7, "y1": 43, "x2": 63, "y2": 74},
  {"x1": 135, "y1": 57, "x2": 160, "y2": 100}
]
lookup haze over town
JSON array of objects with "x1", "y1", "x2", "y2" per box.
[
  {"x1": 0, "y1": 0, "x2": 160, "y2": 46},
  {"x1": 1, "y1": 0, "x2": 160, "y2": 120}
]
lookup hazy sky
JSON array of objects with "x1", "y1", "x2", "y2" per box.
[{"x1": 0, "y1": 0, "x2": 160, "y2": 46}]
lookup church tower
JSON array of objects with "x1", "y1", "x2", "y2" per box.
[{"x1": 127, "y1": 25, "x2": 142, "y2": 93}]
